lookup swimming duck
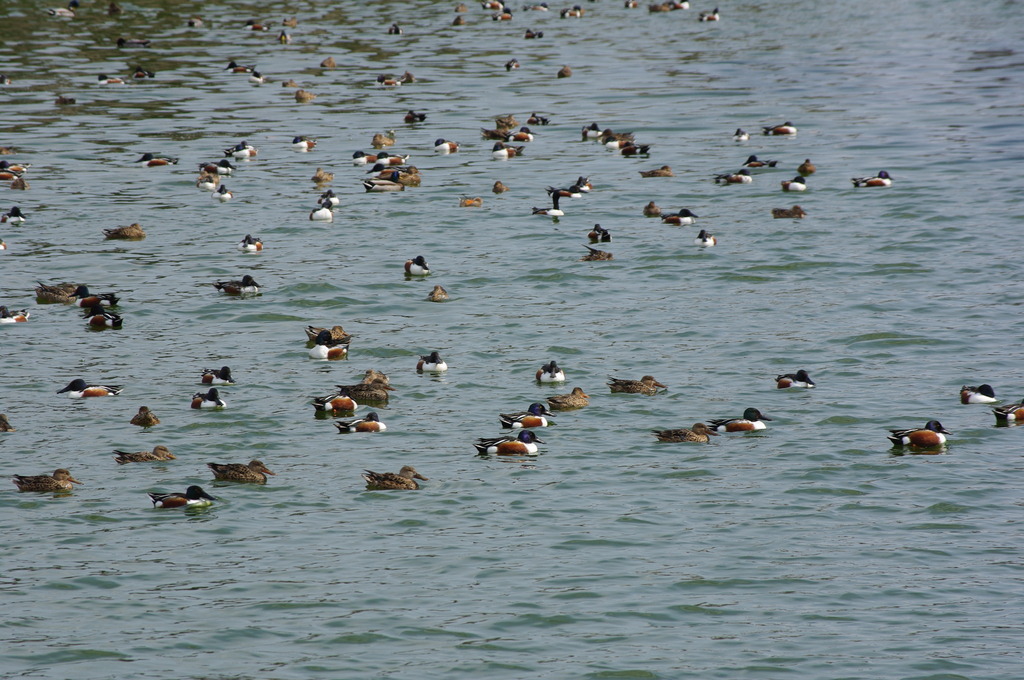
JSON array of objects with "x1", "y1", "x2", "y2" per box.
[
  {"x1": 851, "y1": 171, "x2": 893, "y2": 187},
  {"x1": 208, "y1": 460, "x2": 276, "y2": 483},
  {"x1": 560, "y1": 4, "x2": 584, "y2": 17},
  {"x1": 699, "y1": 7, "x2": 720, "y2": 21},
  {"x1": 642, "y1": 201, "x2": 662, "y2": 217},
  {"x1": 309, "y1": 329, "x2": 349, "y2": 360},
  {"x1": 460, "y1": 196, "x2": 483, "y2": 207},
  {"x1": 367, "y1": 164, "x2": 420, "y2": 186},
  {"x1": 557, "y1": 65, "x2": 573, "y2": 78},
  {"x1": 83, "y1": 307, "x2": 123, "y2": 329},
  {"x1": 762, "y1": 121, "x2": 797, "y2": 135},
  {"x1": 309, "y1": 200, "x2": 334, "y2": 221},
  {"x1": 130, "y1": 406, "x2": 160, "y2": 427},
  {"x1": 2, "y1": 206, "x2": 25, "y2": 223},
  {"x1": 481, "y1": 127, "x2": 512, "y2": 141},
  {"x1": 376, "y1": 74, "x2": 402, "y2": 87},
  {"x1": 714, "y1": 169, "x2": 752, "y2": 184},
  {"x1": 588, "y1": 224, "x2": 612, "y2": 242},
  {"x1": 405, "y1": 255, "x2": 430, "y2": 276},
  {"x1": 200, "y1": 366, "x2": 235, "y2": 385},
  {"x1": 992, "y1": 398, "x2": 1024, "y2": 424},
  {"x1": 781, "y1": 176, "x2": 807, "y2": 192},
  {"x1": 474, "y1": 430, "x2": 545, "y2": 455},
  {"x1": 652, "y1": 423, "x2": 718, "y2": 443},
  {"x1": 733, "y1": 128, "x2": 750, "y2": 141},
  {"x1": 371, "y1": 131, "x2": 396, "y2": 148},
  {"x1": 335, "y1": 412, "x2": 387, "y2": 433},
  {"x1": 213, "y1": 275, "x2": 259, "y2": 295},
  {"x1": 48, "y1": 0, "x2": 79, "y2": 17},
  {"x1": 13, "y1": 469, "x2": 82, "y2": 492},
  {"x1": 608, "y1": 375, "x2": 666, "y2": 395},
  {"x1": 694, "y1": 229, "x2": 717, "y2": 247},
  {"x1": 35, "y1": 281, "x2": 76, "y2": 304},
  {"x1": 282, "y1": 17, "x2": 298, "y2": 27},
  {"x1": 887, "y1": 420, "x2": 950, "y2": 448},
  {"x1": 434, "y1": 139, "x2": 460, "y2": 154},
  {"x1": 73, "y1": 285, "x2": 119, "y2": 308},
  {"x1": 113, "y1": 445, "x2": 175, "y2": 464},
  {"x1": 505, "y1": 58, "x2": 521, "y2": 70},
  {"x1": 224, "y1": 141, "x2": 257, "y2": 159},
  {"x1": 771, "y1": 205, "x2": 807, "y2": 219},
  {"x1": 797, "y1": 159, "x2": 816, "y2": 176},
  {"x1": 536, "y1": 361, "x2": 565, "y2": 383},
  {"x1": 200, "y1": 159, "x2": 235, "y2": 175},
  {"x1": 225, "y1": 61, "x2": 255, "y2": 73},
  {"x1": 510, "y1": 127, "x2": 535, "y2": 142},
  {"x1": 244, "y1": 19, "x2": 270, "y2": 31},
  {"x1": 776, "y1": 370, "x2": 815, "y2": 389},
  {"x1": 278, "y1": 30, "x2": 291, "y2": 44},
  {"x1": 0, "y1": 306, "x2": 29, "y2": 323},
  {"x1": 335, "y1": 373, "x2": 394, "y2": 405},
  {"x1": 363, "y1": 466, "x2": 427, "y2": 490},
  {"x1": 312, "y1": 387, "x2": 357, "y2": 412},
  {"x1": 960, "y1": 384, "x2": 997, "y2": 404},
  {"x1": 58, "y1": 378, "x2": 122, "y2": 398},
  {"x1": 295, "y1": 89, "x2": 317, "y2": 102},
  {"x1": 212, "y1": 185, "x2": 233, "y2": 202},
  {"x1": 417, "y1": 351, "x2": 448, "y2": 372},
  {"x1": 0, "y1": 414, "x2": 14, "y2": 431},
  {"x1": 707, "y1": 407, "x2": 772, "y2": 432},
  {"x1": 188, "y1": 16, "x2": 203, "y2": 26},
  {"x1": 116, "y1": 37, "x2": 151, "y2": 48},
  {"x1": 149, "y1": 485, "x2": 216, "y2": 508},
  {"x1": 311, "y1": 168, "x2": 334, "y2": 184},
  {"x1": 580, "y1": 245, "x2": 613, "y2": 261},
  {"x1": 660, "y1": 208, "x2": 699, "y2": 225},
  {"x1": 103, "y1": 222, "x2": 146, "y2": 240},
  {"x1": 318, "y1": 190, "x2": 340, "y2": 208},
  {"x1": 527, "y1": 113, "x2": 550, "y2": 125},
  {"x1": 600, "y1": 129, "x2": 635, "y2": 146},
  {"x1": 742, "y1": 155, "x2": 778, "y2": 169},
  {"x1": 191, "y1": 388, "x2": 227, "y2": 409},
  {"x1": 640, "y1": 165, "x2": 674, "y2": 177},
  {"x1": 491, "y1": 142, "x2": 525, "y2": 159},
  {"x1": 404, "y1": 110, "x2": 427, "y2": 123},
  {"x1": 362, "y1": 173, "x2": 405, "y2": 192},
  {"x1": 238, "y1": 234, "x2": 263, "y2": 251},
  {"x1": 304, "y1": 325, "x2": 352, "y2": 344},
  {"x1": 500, "y1": 403, "x2": 555, "y2": 428},
  {"x1": 291, "y1": 136, "x2": 315, "y2": 151},
  {"x1": 136, "y1": 153, "x2": 178, "y2": 167},
  {"x1": 492, "y1": 180, "x2": 510, "y2": 194},
  {"x1": 427, "y1": 284, "x2": 449, "y2": 301},
  {"x1": 532, "y1": 193, "x2": 564, "y2": 217},
  {"x1": 618, "y1": 143, "x2": 652, "y2": 156},
  {"x1": 547, "y1": 386, "x2": 589, "y2": 410}
]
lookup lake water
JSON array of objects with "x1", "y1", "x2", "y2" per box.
[{"x1": 2, "y1": 0, "x2": 1023, "y2": 678}]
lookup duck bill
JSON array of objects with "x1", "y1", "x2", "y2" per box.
[
  {"x1": 68, "y1": 477, "x2": 83, "y2": 485},
  {"x1": 653, "y1": 382, "x2": 667, "y2": 389},
  {"x1": 413, "y1": 473, "x2": 429, "y2": 481}
]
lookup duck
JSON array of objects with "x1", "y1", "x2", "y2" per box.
[
  {"x1": 278, "y1": 30, "x2": 291, "y2": 44},
  {"x1": 282, "y1": 17, "x2": 298, "y2": 27},
  {"x1": 694, "y1": 229, "x2": 717, "y2": 247},
  {"x1": 492, "y1": 180, "x2": 510, "y2": 194},
  {"x1": 851, "y1": 171, "x2": 893, "y2": 187},
  {"x1": 781, "y1": 176, "x2": 807, "y2": 192},
  {"x1": 733, "y1": 128, "x2": 750, "y2": 141},
  {"x1": 0, "y1": 238, "x2": 6, "y2": 251},
  {"x1": 136, "y1": 153, "x2": 178, "y2": 167},
  {"x1": 0, "y1": 414, "x2": 14, "y2": 432},
  {"x1": 481, "y1": 127, "x2": 511, "y2": 141},
  {"x1": 188, "y1": 16, "x2": 203, "y2": 26},
  {"x1": 505, "y1": 58, "x2": 521, "y2": 70},
  {"x1": 131, "y1": 67, "x2": 155, "y2": 80},
  {"x1": 404, "y1": 110, "x2": 427, "y2": 123},
  {"x1": 295, "y1": 89, "x2": 317, "y2": 102},
  {"x1": 459, "y1": 196, "x2": 483, "y2": 207},
  {"x1": 58, "y1": 378, "x2": 122, "y2": 398},
  {"x1": 225, "y1": 61, "x2": 255, "y2": 73},
  {"x1": 371, "y1": 131, "x2": 396, "y2": 148},
  {"x1": 560, "y1": 4, "x2": 584, "y2": 17},
  {"x1": 660, "y1": 208, "x2": 699, "y2": 225},
  {"x1": 797, "y1": 159, "x2": 816, "y2": 176},
  {"x1": 493, "y1": 8, "x2": 514, "y2": 20},
  {"x1": 536, "y1": 361, "x2": 565, "y2": 383},
  {"x1": 363, "y1": 466, "x2": 427, "y2": 490},
  {"x1": 312, "y1": 388, "x2": 358, "y2": 413},
  {"x1": 992, "y1": 398, "x2": 1024, "y2": 424},
  {"x1": 149, "y1": 485, "x2": 216, "y2": 508},
  {"x1": 319, "y1": 190, "x2": 340, "y2": 207},
  {"x1": 244, "y1": 19, "x2": 270, "y2": 31},
  {"x1": 771, "y1": 205, "x2": 807, "y2": 219},
  {"x1": 608, "y1": 375, "x2": 666, "y2": 395},
  {"x1": 887, "y1": 420, "x2": 950, "y2": 449},
  {"x1": 652, "y1": 423, "x2": 718, "y2": 443},
  {"x1": 762, "y1": 121, "x2": 797, "y2": 135},
  {"x1": 309, "y1": 200, "x2": 335, "y2": 221},
  {"x1": 474, "y1": 430, "x2": 545, "y2": 455},
  {"x1": 643, "y1": 201, "x2": 662, "y2": 217},
  {"x1": 35, "y1": 281, "x2": 76, "y2": 304},
  {"x1": 776, "y1": 370, "x2": 815, "y2": 389},
  {"x1": 335, "y1": 372, "x2": 394, "y2": 405},
  {"x1": 588, "y1": 224, "x2": 612, "y2": 242},
  {"x1": 500, "y1": 403, "x2": 555, "y2": 428},
  {"x1": 116, "y1": 37, "x2": 151, "y2": 48},
  {"x1": 212, "y1": 185, "x2": 233, "y2": 202},
  {"x1": 0, "y1": 306, "x2": 29, "y2": 323},
  {"x1": 640, "y1": 165, "x2": 674, "y2": 177},
  {"x1": 304, "y1": 325, "x2": 352, "y2": 344},
  {"x1": 698, "y1": 7, "x2": 720, "y2": 21},
  {"x1": 208, "y1": 460, "x2": 276, "y2": 483},
  {"x1": 376, "y1": 74, "x2": 402, "y2": 87},
  {"x1": 714, "y1": 169, "x2": 753, "y2": 184},
  {"x1": 224, "y1": 141, "x2": 257, "y2": 158},
  {"x1": 103, "y1": 222, "x2": 146, "y2": 240},
  {"x1": 581, "y1": 122, "x2": 603, "y2": 140},
  {"x1": 527, "y1": 113, "x2": 550, "y2": 125},
  {"x1": 580, "y1": 245, "x2": 613, "y2": 261},
  {"x1": 707, "y1": 407, "x2": 772, "y2": 432},
  {"x1": 427, "y1": 284, "x2": 449, "y2": 301},
  {"x1": 191, "y1": 388, "x2": 227, "y2": 409},
  {"x1": 291, "y1": 136, "x2": 316, "y2": 151},
  {"x1": 48, "y1": 0, "x2": 79, "y2": 17},
  {"x1": 83, "y1": 300, "x2": 126, "y2": 325},
  {"x1": 960, "y1": 384, "x2": 997, "y2": 404},
  {"x1": 548, "y1": 185, "x2": 582, "y2": 199},
  {"x1": 319, "y1": 56, "x2": 337, "y2": 68},
  {"x1": 351, "y1": 151, "x2": 383, "y2": 165},
  {"x1": 362, "y1": 173, "x2": 405, "y2": 192},
  {"x1": 371, "y1": 153, "x2": 412, "y2": 167},
  {"x1": 546, "y1": 386, "x2": 589, "y2": 410},
  {"x1": 742, "y1": 155, "x2": 778, "y2": 169},
  {"x1": 434, "y1": 139, "x2": 460, "y2": 154},
  {"x1": 213, "y1": 275, "x2": 259, "y2": 295},
  {"x1": 417, "y1": 351, "x2": 448, "y2": 372},
  {"x1": 2, "y1": 206, "x2": 26, "y2": 223},
  {"x1": 367, "y1": 164, "x2": 420, "y2": 186},
  {"x1": 200, "y1": 159, "x2": 235, "y2": 175},
  {"x1": 200, "y1": 366, "x2": 235, "y2": 385},
  {"x1": 13, "y1": 469, "x2": 82, "y2": 492},
  {"x1": 130, "y1": 406, "x2": 160, "y2": 427},
  {"x1": 73, "y1": 285, "x2": 119, "y2": 308},
  {"x1": 113, "y1": 445, "x2": 175, "y2": 464},
  {"x1": 335, "y1": 412, "x2": 387, "y2": 433},
  {"x1": 405, "y1": 255, "x2": 430, "y2": 276},
  {"x1": 532, "y1": 193, "x2": 564, "y2": 217},
  {"x1": 618, "y1": 143, "x2": 651, "y2": 156},
  {"x1": 309, "y1": 329, "x2": 349, "y2": 360},
  {"x1": 491, "y1": 142, "x2": 525, "y2": 159},
  {"x1": 510, "y1": 127, "x2": 535, "y2": 142},
  {"x1": 311, "y1": 167, "x2": 333, "y2": 184},
  {"x1": 238, "y1": 234, "x2": 263, "y2": 251},
  {"x1": 557, "y1": 65, "x2": 573, "y2": 78}
]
